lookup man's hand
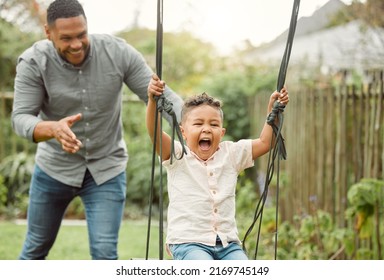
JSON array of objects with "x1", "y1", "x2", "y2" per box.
[{"x1": 52, "y1": 113, "x2": 83, "y2": 153}]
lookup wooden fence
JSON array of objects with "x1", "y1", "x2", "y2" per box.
[{"x1": 252, "y1": 71, "x2": 383, "y2": 225}]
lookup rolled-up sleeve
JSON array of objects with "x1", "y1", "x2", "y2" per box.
[{"x1": 122, "y1": 42, "x2": 183, "y2": 124}]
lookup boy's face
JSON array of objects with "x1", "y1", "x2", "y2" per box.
[
  {"x1": 45, "y1": 15, "x2": 90, "y2": 67},
  {"x1": 180, "y1": 105, "x2": 226, "y2": 161}
]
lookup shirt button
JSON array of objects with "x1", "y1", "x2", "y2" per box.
[
  {"x1": 84, "y1": 106, "x2": 88, "y2": 110},
  {"x1": 214, "y1": 208, "x2": 218, "y2": 213},
  {"x1": 86, "y1": 122, "x2": 89, "y2": 126},
  {"x1": 79, "y1": 70, "x2": 82, "y2": 75},
  {"x1": 82, "y1": 89, "x2": 86, "y2": 93},
  {"x1": 86, "y1": 138, "x2": 90, "y2": 142},
  {"x1": 209, "y1": 172, "x2": 213, "y2": 176},
  {"x1": 212, "y1": 190, "x2": 216, "y2": 195}
]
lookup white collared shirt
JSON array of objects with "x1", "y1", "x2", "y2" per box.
[{"x1": 163, "y1": 139, "x2": 254, "y2": 247}]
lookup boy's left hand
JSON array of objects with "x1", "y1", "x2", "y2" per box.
[
  {"x1": 276, "y1": 87, "x2": 289, "y2": 105},
  {"x1": 268, "y1": 87, "x2": 289, "y2": 112}
]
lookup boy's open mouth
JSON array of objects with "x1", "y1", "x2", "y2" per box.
[{"x1": 199, "y1": 139, "x2": 211, "y2": 151}]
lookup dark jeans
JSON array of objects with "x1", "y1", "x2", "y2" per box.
[{"x1": 19, "y1": 165, "x2": 126, "y2": 260}]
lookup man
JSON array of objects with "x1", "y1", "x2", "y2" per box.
[{"x1": 12, "y1": 0, "x2": 182, "y2": 259}]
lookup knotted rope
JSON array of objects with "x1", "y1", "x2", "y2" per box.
[
  {"x1": 242, "y1": 0, "x2": 300, "y2": 260},
  {"x1": 145, "y1": 0, "x2": 186, "y2": 260}
]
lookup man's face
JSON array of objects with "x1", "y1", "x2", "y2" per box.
[{"x1": 45, "y1": 15, "x2": 89, "y2": 66}]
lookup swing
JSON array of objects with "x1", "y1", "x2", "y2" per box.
[
  {"x1": 242, "y1": 0, "x2": 300, "y2": 260},
  {"x1": 144, "y1": 0, "x2": 301, "y2": 260},
  {"x1": 144, "y1": 0, "x2": 186, "y2": 260}
]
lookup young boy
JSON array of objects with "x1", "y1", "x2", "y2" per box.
[{"x1": 146, "y1": 74, "x2": 289, "y2": 260}]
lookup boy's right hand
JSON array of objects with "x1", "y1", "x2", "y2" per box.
[{"x1": 148, "y1": 73, "x2": 165, "y2": 101}]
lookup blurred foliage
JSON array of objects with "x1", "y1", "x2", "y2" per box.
[
  {"x1": 235, "y1": 177, "x2": 384, "y2": 260},
  {"x1": 0, "y1": 152, "x2": 33, "y2": 218},
  {"x1": 346, "y1": 179, "x2": 382, "y2": 236},
  {"x1": 118, "y1": 28, "x2": 221, "y2": 96},
  {"x1": 122, "y1": 99, "x2": 165, "y2": 211},
  {"x1": 329, "y1": 0, "x2": 384, "y2": 28},
  {"x1": 345, "y1": 178, "x2": 384, "y2": 259},
  {"x1": 238, "y1": 204, "x2": 356, "y2": 260},
  {"x1": 0, "y1": 18, "x2": 42, "y2": 90},
  {"x1": 0, "y1": 175, "x2": 6, "y2": 213},
  {"x1": 276, "y1": 210, "x2": 356, "y2": 260},
  {"x1": 0, "y1": 0, "x2": 46, "y2": 32}
]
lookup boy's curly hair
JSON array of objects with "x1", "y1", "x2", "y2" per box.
[{"x1": 181, "y1": 92, "x2": 223, "y2": 123}]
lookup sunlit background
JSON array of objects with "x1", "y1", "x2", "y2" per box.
[{"x1": 80, "y1": 0, "x2": 353, "y2": 55}]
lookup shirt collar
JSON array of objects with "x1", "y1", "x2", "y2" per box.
[{"x1": 188, "y1": 145, "x2": 221, "y2": 163}]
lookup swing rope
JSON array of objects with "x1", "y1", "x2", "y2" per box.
[
  {"x1": 145, "y1": 0, "x2": 187, "y2": 260},
  {"x1": 242, "y1": 0, "x2": 300, "y2": 260}
]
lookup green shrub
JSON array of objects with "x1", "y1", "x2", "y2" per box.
[{"x1": 0, "y1": 152, "x2": 33, "y2": 219}]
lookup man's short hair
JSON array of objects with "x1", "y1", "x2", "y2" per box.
[{"x1": 47, "y1": 0, "x2": 86, "y2": 26}]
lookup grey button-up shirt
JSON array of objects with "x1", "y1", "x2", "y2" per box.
[{"x1": 12, "y1": 34, "x2": 183, "y2": 187}]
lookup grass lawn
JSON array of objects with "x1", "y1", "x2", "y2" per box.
[{"x1": 0, "y1": 219, "x2": 168, "y2": 260}]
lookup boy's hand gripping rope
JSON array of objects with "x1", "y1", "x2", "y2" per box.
[
  {"x1": 242, "y1": 0, "x2": 300, "y2": 260},
  {"x1": 146, "y1": 0, "x2": 186, "y2": 260}
]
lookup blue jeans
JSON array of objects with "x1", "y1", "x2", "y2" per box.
[
  {"x1": 169, "y1": 238, "x2": 249, "y2": 260},
  {"x1": 19, "y1": 165, "x2": 126, "y2": 260}
]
